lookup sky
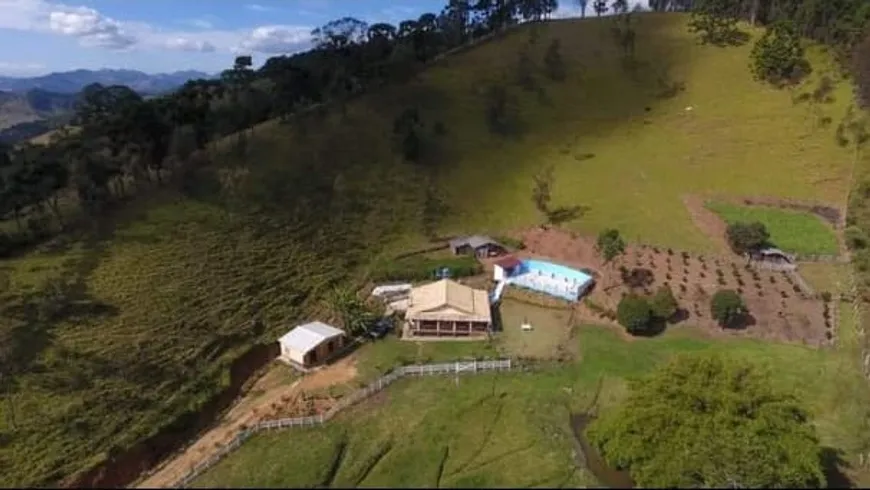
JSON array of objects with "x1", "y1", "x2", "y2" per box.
[{"x1": 0, "y1": 0, "x2": 631, "y2": 77}]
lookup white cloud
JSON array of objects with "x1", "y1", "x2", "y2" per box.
[
  {"x1": 0, "y1": 0, "x2": 314, "y2": 63},
  {"x1": 48, "y1": 6, "x2": 136, "y2": 49},
  {"x1": 245, "y1": 4, "x2": 273, "y2": 12},
  {"x1": 236, "y1": 25, "x2": 311, "y2": 54},
  {"x1": 164, "y1": 37, "x2": 216, "y2": 53}
]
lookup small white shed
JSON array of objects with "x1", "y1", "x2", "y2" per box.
[{"x1": 278, "y1": 321, "x2": 346, "y2": 368}]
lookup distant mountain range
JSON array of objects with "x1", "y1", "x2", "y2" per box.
[
  {"x1": 0, "y1": 68, "x2": 215, "y2": 95},
  {"x1": 0, "y1": 69, "x2": 215, "y2": 145}
]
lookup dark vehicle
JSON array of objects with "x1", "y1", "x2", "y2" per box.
[{"x1": 368, "y1": 317, "x2": 394, "y2": 340}]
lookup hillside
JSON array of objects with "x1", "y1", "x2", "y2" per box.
[
  {"x1": 0, "y1": 89, "x2": 77, "y2": 132},
  {"x1": 0, "y1": 12, "x2": 866, "y2": 487}
]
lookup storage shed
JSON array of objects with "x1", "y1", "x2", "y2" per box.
[
  {"x1": 449, "y1": 235, "x2": 507, "y2": 258},
  {"x1": 278, "y1": 321, "x2": 346, "y2": 369}
]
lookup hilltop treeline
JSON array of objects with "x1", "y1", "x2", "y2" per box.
[{"x1": 1, "y1": 0, "x2": 870, "y2": 254}]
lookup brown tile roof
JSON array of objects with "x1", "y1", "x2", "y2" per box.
[{"x1": 405, "y1": 279, "x2": 491, "y2": 323}]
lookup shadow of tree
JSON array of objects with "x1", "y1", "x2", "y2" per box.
[
  {"x1": 547, "y1": 205, "x2": 590, "y2": 225},
  {"x1": 620, "y1": 267, "x2": 655, "y2": 289},
  {"x1": 719, "y1": 312, "x2": 757, "y2": 331},
  {"x1": 821, "y1": 446, "x2": 854, "y2": 489}
]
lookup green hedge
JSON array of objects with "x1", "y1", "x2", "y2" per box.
[{"x1": 371, "y1": 255, "x2": 482, "y2": 282}]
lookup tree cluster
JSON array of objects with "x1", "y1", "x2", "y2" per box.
[
  {"x1": 616, "y1": 285, "x2": 677, "y2": 335},
  {"x1": 725, "y1": 220, "x2": 770, "y2": 255},
  {"x1": 587, "y1": 353, "x2": 826, "y2": 488},
  {"x1": 750, "y1": 20, "x2": 810, "y2": 85}
]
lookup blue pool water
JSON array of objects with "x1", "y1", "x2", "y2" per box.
[
  {"x1": 491, "y1": 258, "x2": 595, "y2": 304},
  {"x1": 520, "y1": 259, "x2": 594, "y2": 285}
]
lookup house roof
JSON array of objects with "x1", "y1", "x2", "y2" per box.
[
  {"x1": 494, "y1": 255, "x2": 522, "y2": 269},
  {"x1": 279, "y1": 321, "x2": 345, "y2": 355},
  {"x1": 405, "y1": 279, "x2": 491, "y2": 322},
  {"x1": 449, "y1": 235, "x2": 501, "y2": 250}
]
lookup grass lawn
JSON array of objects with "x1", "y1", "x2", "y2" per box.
[
  {"x1": 425, "y1": 16, "x2": 855, "y2": 251},
  {"x1": 799, "y1": 262, "x2": 852, "y2": 294},
  {"x1": 495, "y1": 298, "x2": 576, "y2": 359},
  {"x1": 706, "y1": 201, "x2": 841, "y2": 255},
  {"x1": 193, "y1": 325, "x2": 870, "y2": 488}
]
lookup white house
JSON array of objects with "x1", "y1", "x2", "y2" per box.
[{"x1": 278, "y1": 321, "x2": 347, "y2": 369}]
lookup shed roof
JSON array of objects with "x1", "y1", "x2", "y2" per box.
[
  {"x1": 758, "y1": 248, "x2": 795, "y2": 260},
  {"x1": 494, "y1": 255, "x2": 522, "y2": 269},
  {"x1": 279, "y1": 321, "x2": 345, "y2": 355},
  {"x1": 449, "y1": 235, "x2": 500, "y2": 250},
  {"x1": 405, "y1": 279, "x2": 491, "y2": 322}
]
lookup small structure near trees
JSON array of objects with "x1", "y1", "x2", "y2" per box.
[
  {"x1": 278, "y1": 321, "x2": 347, "y2": 370},
  {"x1": 449, "y1": 235, "x2": 507, "y2": 258},
  {"x1": 749, "y1": 247, "x2": 796, "y2": 267}
]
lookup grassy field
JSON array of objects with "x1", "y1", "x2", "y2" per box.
[
  {"x1": 496, "y1": 297, "x2": 577, "y2": 359},
  {"x1": 706, "y1": 201, "x2": 841, "y2": 255},
  {"x1": 800, "y1": 262, "x2": 852, "y2": 294},
  {"x1": 0, "y1": 12, "x2": 863, "y2": 485},
  {"x1": 193, "y1": 324, "x2": 870, "y2": 488}
]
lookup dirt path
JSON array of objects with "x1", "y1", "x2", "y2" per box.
[
  {"x1": 134, "y1": 356, "x2": 359, "y2": 489},
  {"x1": 681, "y1": 195, "x2": 729, "y2": 252}
]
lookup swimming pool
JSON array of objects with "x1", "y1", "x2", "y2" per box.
[
  {"x1": 520, "y1": 259, "x2": 594, "y2": 285},
  {"x1": 493, "y1": 258, "x2": 595, "y2": 303}
]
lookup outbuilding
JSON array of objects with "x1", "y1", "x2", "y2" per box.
[
  {"x1": 449, "y1": 235, "x2": 507, "y2": 258},
  {"x1": 278, "y1": 321, "x2": 347, "y2": 369}
]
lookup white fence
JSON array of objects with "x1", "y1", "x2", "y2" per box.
[{"x1": 170, "y1": 359, "x2": 512, "y2": 488}]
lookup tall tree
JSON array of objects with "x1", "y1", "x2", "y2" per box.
[
  {"x1": 593, "y1": 0, "x2": 609, "y2": 16},
  {"x1": 588, "y1": 353, "x2": 826, "y2": 488},
  {"x1": 596, "y1": 228, "x2": 626, "y2": 267},
  {"x1": 577, "y1": 0, "x2": 588, "y2": 18}
]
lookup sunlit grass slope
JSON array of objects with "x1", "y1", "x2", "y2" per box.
[{"x1": 193, "y1": 326, "x2": 870, "y2": 488}]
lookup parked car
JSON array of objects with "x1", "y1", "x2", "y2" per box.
[{"x1": 368, "y1": 317, "x2": 393, "y2": 340}]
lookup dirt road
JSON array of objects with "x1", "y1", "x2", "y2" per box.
[{"x1": 134, "y1": 356, "x2": 359, "y2": 488}]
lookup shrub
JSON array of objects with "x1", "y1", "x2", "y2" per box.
[
  {"x1": 617, "y1": 294, "x2": 654, "y2": 335},
  {"x1": 821, "y1": 291, "x2": 832, "y2": 302},
  {"x1": 710, "y1": 290, "x2": 748, "y2": 328},
  {"x1": 750, "y1": 20, "x2": 810, "y2": 86},
  {"x1": 726, "y1": 221, "x2": 770, "y2": 255},
  {"x1": 650, "y1": 285, "x2": 678, "y2": 321},
  {"x1": 845, "y1": 226, "x2": 869, "y2": 250}
]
